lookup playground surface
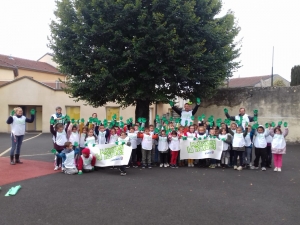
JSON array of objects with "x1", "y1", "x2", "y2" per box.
[{"x1": 0, "y1": 133, "x2": 300, "y2": 225}]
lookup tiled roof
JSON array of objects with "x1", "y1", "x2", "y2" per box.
[
  {"x1": 228, "y1": 75, "x2": 271, "y2": 87},
  {"x1": 0, "y1": 76, "x2": 64, "y2": 91},
  {"x1": 0, "y1": 54, "x2": 60, "y2": 74}
]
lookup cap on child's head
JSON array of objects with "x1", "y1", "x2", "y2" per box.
[{"x1": 82, "y1": 148, "x2": 90, "y2": 155}]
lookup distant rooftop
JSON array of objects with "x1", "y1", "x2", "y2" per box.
[{"x1": 0, "y1": 54, "x2": 60, "y2": 75}]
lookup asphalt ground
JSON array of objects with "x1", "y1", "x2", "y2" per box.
[{"x1": 0, "y1": 134, "x2": 300, "y2": 225}]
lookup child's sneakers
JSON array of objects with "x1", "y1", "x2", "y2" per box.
[
  {"x1": 274, "y1": 167, "x2": 278, "y2": 172},
  {"x1": 164, "y1": 163, "x2": 168, "y2": 168},
  {"x1": 277, "y1": 168, "x2": 282, "y2": 172},
  {"x1": 250, "y1": 166, "x2": 259, "y2": 170},
  {"x1": 237, "y1": 166, "x2": 243, "y2": 171},
  {"x1": 234, "y1": 166, "x2": 238, "y2": 170},
  {"x1": 160, "y1": 163, "x2": 163, "y2": 167},
  {"x1": 170, "y1": 164, "x2": 175, "y2": 168},
  {"x1": 142, "y1": 164, "x2": 146, "y2": 169},
  {"x1": 209, "y1": 164, "x2": 216, "y2": 169},
  {"x1": 54, "y1": 166, "x2": 59, "y2": 171},
  {"x1": 191, "y1": 163, "x2": 194, "y2": 167},
  {"x1": 261, "y1": 167, "x2": 267, "y2": 171},
  {"x1": 148, "y1": 164, "x2": 152, "y2": 169},
  {"x1": 120, "y1": 172, "x2": 127, "y2": 176}
]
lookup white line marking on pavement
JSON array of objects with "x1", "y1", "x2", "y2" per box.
[
  {"x1": 0, "y1": 133, "x2": 42, "y2": 156},
  {"x1": 1, "y1": 153, "x2": 53, "y2": 157}
]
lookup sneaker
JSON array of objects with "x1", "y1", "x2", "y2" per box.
[
  {"x1": 58, "y1": 164, "x2": 62, "y2": 168},
  {"x1": 274, "y1": 167, "x2": 278, "y2": 172},
  {"x1": 277, "y1": 168, "x2": 281, "y2": 172},
  {"x1": 237, "y1": 166, "x2": 243, "y2": 171},
  {"x1": 165, "y1": 163, "x2": 169, "y2": 167},
  {"x1": 142, "y1": 164, "x2": 146, "y2": 169},
  {"x1": 61, "y1": 167, "x2": 65, "y2": 173},
  {"x1": 191, "y1": 163, "x2": 194, "y2": 167},
  {"x1": 249, "y1": 163, "x2": 252, "y2": 167},
  {"x1": 160, "y1": 163, "x2": 163, "y2": 168},
  {"x1": 217, "y1": 163, "x2": 221, "y2": 168},
  {"x1": 210, "y1": 164, "x2": 216, "y2": 169},
  {"x1": 170, "y1": 164, "x2": 175, "y2": 168},
  {"x1": 148, "y1": 165, "x2": 152, "y2": 169},
  {"x1": 120, "y1": 172, "x2": 127, "y2": 176},
  {"x1": 54, "y1": 166, "x2": 59, "y2": 171},
  {"x1": 250, "y1": 166, "x2": 259, "y2": 170},
  {"x1": 164, "y1": 163, "x2": 168, "y2": 168},
  {"x1": 188, "y1": 163, "x2": 191, "y2": 167},
  {"x1": 261, "y1": 167, "x2": 266, "y2": 171},
  {"x1": 234, "y1": 166, "x2": 237, "y2": 170},
  {"x1": 126, "y1": 165, "x2": 130, "y2": 168}
]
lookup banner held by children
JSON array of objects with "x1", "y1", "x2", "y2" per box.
[
  {"x1": 89, "y1": 144, "x2": 132, "y2": 167},
  {"x1": 180, "y1": 139, "x2": 223, "y2": 160}
]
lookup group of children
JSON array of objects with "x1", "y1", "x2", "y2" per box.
[{"x1": 50, "y1": 112, "x2": 289, "y2": 176}]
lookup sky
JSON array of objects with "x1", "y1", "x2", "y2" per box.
[{"x1": 0, "y1": 0, "x2": 299, "y2": 81}]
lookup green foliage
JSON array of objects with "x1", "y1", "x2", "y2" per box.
[
  {"x1": 49, "y1": 0, "x2": 240, "y2": 119},
  {"x1": 291, "y1": 65, "x2": 300, "y2": 86}
]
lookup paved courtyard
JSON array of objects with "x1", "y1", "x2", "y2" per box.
[{"x1": 0, "y1": 133, "x2": 300, "y2": 225}]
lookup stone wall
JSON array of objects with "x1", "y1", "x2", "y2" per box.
[{"x1": 195, "y1": 86, "x2": 300, "y2": 142}]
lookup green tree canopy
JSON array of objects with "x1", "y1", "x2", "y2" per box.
[
  {"x1": 49, "y1": 0, "x2": 240, "y2": 121},
  {"x1": 291, "y1": 65, "x2": 300, "y2": 86}
]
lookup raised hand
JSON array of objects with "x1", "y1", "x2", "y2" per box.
[
  {"x1": 253, "y1": 109, "x2": 258, "y2": 115},
  {"x1": 50, "y1": 118, "x2": 55, "y2": 125},
  {"x1": 265, "y1": 123, "x2": 269, "y2": 128},
  {"x1": 278, "y1": 121, "x2": 282, "y2": 126},
  {"x1": 10, "y1": 110, "x2": 15, "y2": 116},
  {"x1": 284, "y1": 122, "x2": 288, "y2": 127},
  {"x1": 169, "y1": 101, "x2": 174, "y2": 107},
  {"x1": 80, "y1": 118, "x2": 85, "y2": 123},
  {"x1": 271, "y1": 122, "x2": 276, "y2": 127},
  {"x1": 224, "y1": 108, "x2": 228, "y2": 114},
  {"x1": 196, "y1": 97, "x2": 201, "y2": 105},
  {"x1": 30, "y1": 109, "x2": 36, "y2": 115}
]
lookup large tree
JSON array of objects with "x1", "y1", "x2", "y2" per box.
[
  {"x1": 49, "y1": 0, "x2": 240, "y2": 122},
  {"x1": 291, "y1": 65, "x2": 300, "y2": 86}
]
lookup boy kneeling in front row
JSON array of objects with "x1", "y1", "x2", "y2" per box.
[
  {"x1": 77, "y1": 148, "x2": 96, "y2": 175},
  {"x1": 56, "y1": 142, "x2": 79, "y2": 175}
]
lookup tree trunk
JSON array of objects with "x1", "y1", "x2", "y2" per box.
[{"x1": 135, "y1": 99, "x2": 150, "y2": 126}]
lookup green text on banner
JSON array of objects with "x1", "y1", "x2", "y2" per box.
[
  {"x1": 180, "y1": 139, "x2": 223, "y2": 160},
  {"x1": 89, "y1": 144, "x2": 132, "y2": 167}
]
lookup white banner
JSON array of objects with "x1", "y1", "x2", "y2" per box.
[
  {"x1": 89, "y1": 144, "x2": 132, "y2": 167},
  {"x1": 180, "y1": 139, "x2": 223, "y2": 160}
]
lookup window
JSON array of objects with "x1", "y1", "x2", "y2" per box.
[
  {"x1": 55, "y1": 80, "x2": 61, "y2": 89},
  {"x1": 106, "y1": 107, "x2": 120, "y2": 121},
  {"x1": 66, "y1": 106, "x2": 80, "y2": 120}
]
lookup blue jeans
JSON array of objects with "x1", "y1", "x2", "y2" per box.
[
  {"x1": 10, "y1": 135, "x2": 24, "y2": 156},
  {"x1": 244, "y1": 147, "x2": 252, "y2": 164}
]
